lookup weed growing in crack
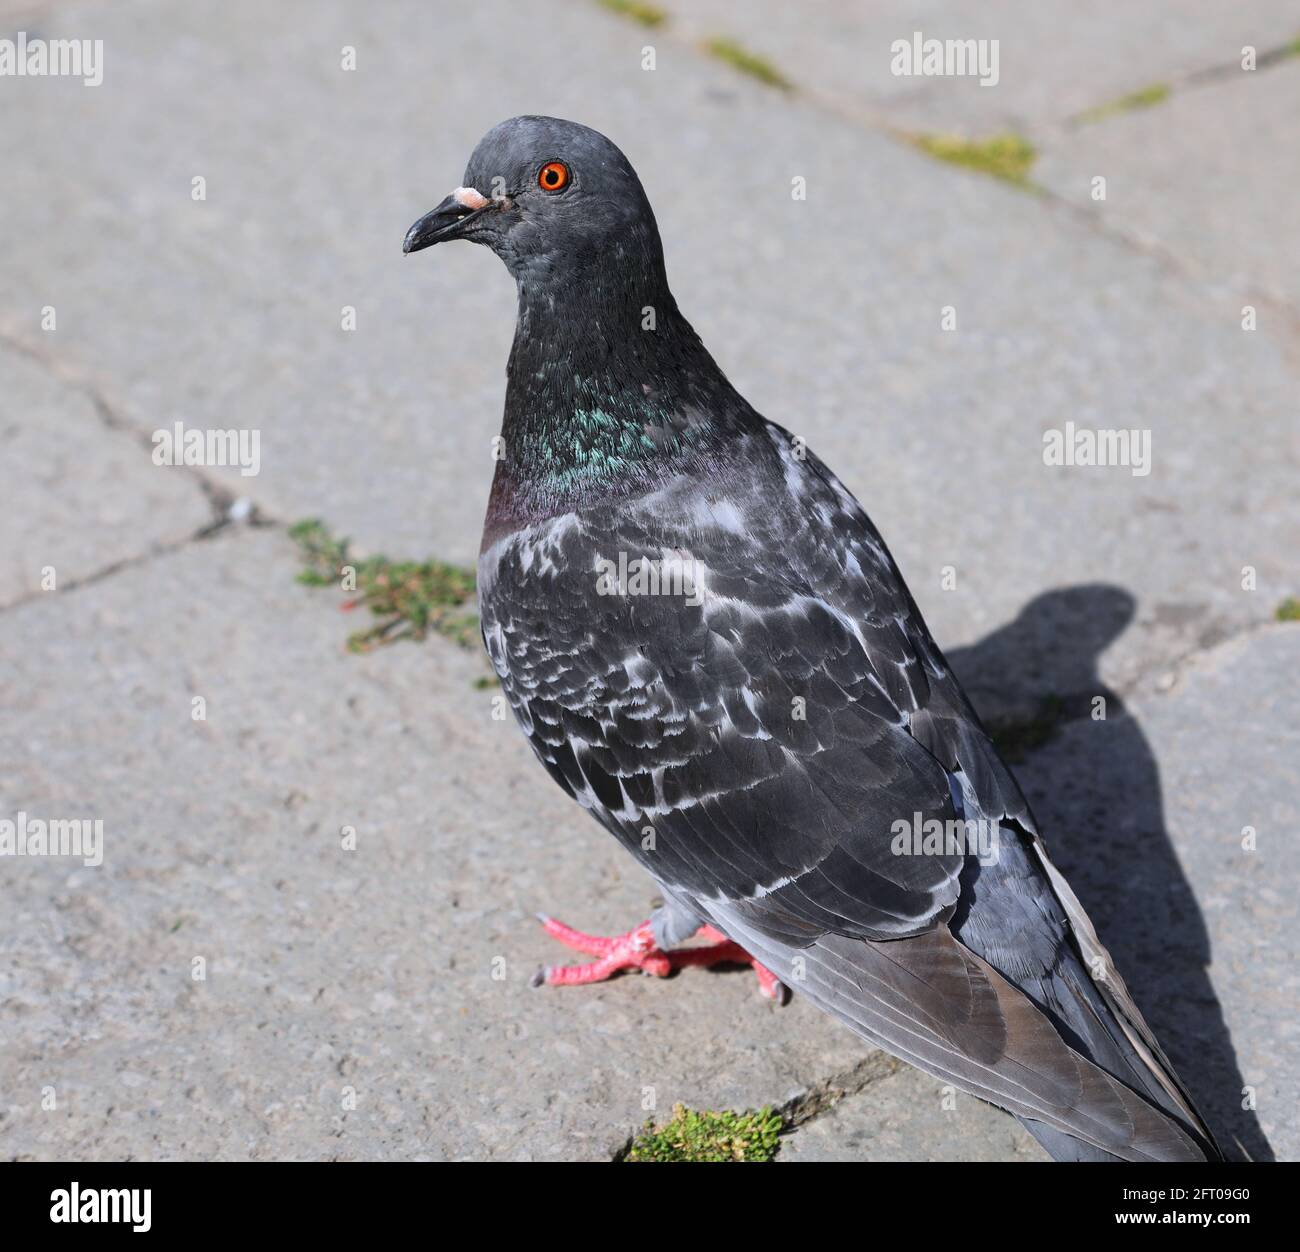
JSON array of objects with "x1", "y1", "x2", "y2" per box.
[
  {"x1": 909, "y1": 132, "x2": 1037, "y2": 187},
  {"x1": 290, "y1": 519, "x2": 480, "y2": 653},
  {"x1": 626, "y1": 1104, "x2": 783, "y2": 1162},
  {"x1": 1075, "y1": 82, "x2": 1171, "y2": 125},
  {"x1": 595, "y1": 0, "x2": 667, "y2": 28},
  {"x1": 704, "y1": 37, "x2": 792, "y2": 91}
]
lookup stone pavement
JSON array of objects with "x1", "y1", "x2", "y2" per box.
[{"x1": 2, "y1": 0, "x2": 1296, "y2": 1160}]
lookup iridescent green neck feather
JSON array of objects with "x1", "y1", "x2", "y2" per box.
[{"x1": 485, "y1": 237, "x2": 754, "y2": 534}]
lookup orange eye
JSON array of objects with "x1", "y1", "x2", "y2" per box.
[{"x1": 538, "y1": 161, "x2": 569, "y2": 192}]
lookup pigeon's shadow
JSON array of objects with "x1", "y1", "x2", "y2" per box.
[{"x1": 946, "y1": 584, "x2": 1272, "y2": 1163}]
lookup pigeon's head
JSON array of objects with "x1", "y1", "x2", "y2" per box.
[{"x1": 403, "y1": 115, "x2": 663, "y2": 283}]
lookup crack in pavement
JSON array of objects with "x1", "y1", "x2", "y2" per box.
[
  {"x1": 1102, "y1": 614, "x2": 1293, "y2": 704},
  {"x1": 0, "y1": 517, "x2": 273, "y2": 614},
  {"x1": 1050, "y1": 37, "x2": 1300, "y2": 136},
  {"x1": 0, "y1": 324, "x2": 284, "y2": 611},
  {"x1": 777, "y1": 1051, "x2": 903, "y2": 1132},
  {"x1": 0, "y1": 324, "x2": 249, "y2": 522},
  {"x1": 1037, "y1": 195, "x2": 1300, "y2": 353}
]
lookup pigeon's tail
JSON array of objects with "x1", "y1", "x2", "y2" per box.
[
  {"x1": 939, "y1": 762, "x2": 1222, "y2": 1162},
  {"x1": 717, "y1": 912, "x2": 1213, "y2": 1162},
  {"x1": 1023, "y1": 840, "x2": 1224, "y2": 1160},
  {"x1": 710, "y1": 817, "x2": 1221, "y2": 1161},
  {"x1": 949, "y1": 826, "x2": 1220, "y2": 1159}
]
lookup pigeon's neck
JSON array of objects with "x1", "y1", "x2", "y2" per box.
[{"x1": 485, "y1": 255, "x2": 751, "y2": 536}]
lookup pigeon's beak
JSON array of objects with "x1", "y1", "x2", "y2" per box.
[{"x1": 403, "y1": 186, "x2": 494, "y2": 253}]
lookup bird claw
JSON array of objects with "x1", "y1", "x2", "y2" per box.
[
  {"x1": 532, "y1": 915, "x2": 789, "y2": 1003},
  {"x1": 533, "y1": 918, "x2": 671, "y2": 985}
]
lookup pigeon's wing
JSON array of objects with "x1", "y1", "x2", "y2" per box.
[
  {"x1": 478, "y1": 426, "x2": 1213, "y2": 1161},
  {"x1": 481, "y1": 496, "x2": 969, "y2": 948}
]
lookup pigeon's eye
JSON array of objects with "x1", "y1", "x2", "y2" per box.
[{"x1": 538, "y1": 161, "x2": 570, "y2": 192}]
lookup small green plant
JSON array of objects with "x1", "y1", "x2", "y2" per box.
[
  {"x1": 290, "y1": 519, "x2": 478, "y2": 652},
  {"x1": 703, "y1": 37, "x2": 792, "y2": 90},
  {"x1": 909, "y1": 132, "x2": 1037, "y2": 187},
  {"x1": 988, "y1": 695, "x2": 1066, "y2": 763},
  {"x1": 595, "y1": 0, "x2": 667, "y2": 27},
  {"x1": 1276, "y1": 596, "x2": 1300, "y2": 623},
  {"x1": 626, "y1": 1104, "x2": 783, "y2": 1162},
  {"x1": 1075, "y1": 82, "x2": 1170, "y2": 125}
]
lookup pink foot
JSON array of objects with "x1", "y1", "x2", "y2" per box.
[{"x1": 532, "y1": 915, "x2": 789, "y2": 1003}]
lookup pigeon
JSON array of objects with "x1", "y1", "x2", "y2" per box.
[{"x1": 404, "y1": 115, "x2": 1220, "y2": 1162}]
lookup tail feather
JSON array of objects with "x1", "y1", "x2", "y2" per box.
[
  {"x1": 941, "y1": 753, "x2": 1221, "y2": 1162},
  {"x1": 1018, "y1": 1118, "x2": 1127, "y2": 1162},
  {"x1": 1032, "y1": 842, "x2": 1221, "y2": 1157},
  {"x1": 711, "y1": 903, "x2": 1213, "y2": 1161}
]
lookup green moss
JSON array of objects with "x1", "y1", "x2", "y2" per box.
[
  {"x1": 988, "y1": 695, "x2": 1065, "y2": 763},
  {"x1": 703, "y1": 37, "x2": 792, "y2": 91},
  {"x1": 909, "y1": 132, "x2": 1037, "y2": 187},
  {"x1": 1075, "y1": 82, "x2": 1170, "y2": 125},
  {"x1": 627, "y1": 1104, "x2": 783, "y2": 1162},
  {"x1": 290, "y1": 519, "x2": 478, "y2": 653},
  {"x1": 595, "y1": 0, "x2": 667, "y2": 27},
  {"x1": 1276, "y1": 596, "x2": 1300, "y2": 622}
]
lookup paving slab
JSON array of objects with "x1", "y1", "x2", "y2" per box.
[
  {"x1": 648, "y1": 0, "x2": 1300, "y2": 133},
  {"x1": 1036, "y1": 62, "x2": 1300, "y2": 307},
  {"x1": 2, "y1": 0, "x2": 1296, "y2": 706},
  {"x1": 780, "y1": 1065, "x2": 1046, "y2": 1162},
  {"x1": 0, "y1": 342, "x2": 212, "y2": 608},
  {"x1": 0, "y1": 528, "x2": 868, "y2": 1161}
]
